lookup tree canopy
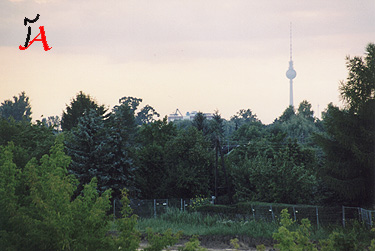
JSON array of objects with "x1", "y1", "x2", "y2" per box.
[
  {"x1": 315, "y1": 43, "x2": 375, "y2": 206},
  {"x1": 61, "y1": 91, "x2": 106, "y2": 131},
  {"x1": 0, "y1": 91, "x2": 32, "y2": 122}
]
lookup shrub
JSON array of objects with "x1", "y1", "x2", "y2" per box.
[
  {"x1": 0, "y1": 136, "x2": 140, "y2": 250},
  {"x1": 143, "y1": 228, "x2": 182, "y2": 251},
  {"x1": 189, "y1": 195, "x2": 210, "y2": 211},
  {"x1": 178, "y1": 235, "x2": 207, "y2": 251},
  {"x1": 272, "y1": 209, "x2": 317, "y2": 251}
]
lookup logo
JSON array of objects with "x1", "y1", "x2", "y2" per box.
[{"x1": 19, "y1": 14, "x2": 52, "y2": 51}]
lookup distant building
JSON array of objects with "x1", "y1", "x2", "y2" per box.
[{"x1": 168, "y1": 110, "x2": 214, "y2": 122}]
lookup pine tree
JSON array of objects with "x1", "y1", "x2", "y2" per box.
[
  {"x1": 107, "y1": 100, "x2": 138, "y2": 198},
  {"x1": 65, "y1": 109, "x2": 112, "y2": 195},
  {"x1": 315, "y1": 43, "x2": 375, "y2": 206},
  {"x1": 61, "y1": 91, "x2": 106, "y2": 131},
  {"x1": 0, "y1": 92, "x2": 32, "y2": 122}
]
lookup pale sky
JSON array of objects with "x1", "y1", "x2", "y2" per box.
[{"x1": 1, "y1": 0, "x2": 374, "y2": 124}]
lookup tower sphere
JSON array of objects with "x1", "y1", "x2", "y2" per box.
[
  {"x1": 286, "y1": 61, "x2": 296, "y2": 79},
  {"x1": 286, "y1": 68, "x2": 296, "y2": 79}
]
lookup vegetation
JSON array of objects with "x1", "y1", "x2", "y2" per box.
[
  {"x1": 0, "y1": 136, "x2": 140, "y2": 250},
  {"x1": 137, "y1": 208, "x2": 375, "y2": 249},
  {"x1": 137, "y1": 208, "x2": 278, "y2": 238},
  {"x1": 315, "y1": 43, "x2": 375, "y2": 206},
  {"x1": 143, "y1": 228, "x2": 182, "y2": 251},
  {"x1": 0, "y1": 43, "x2": 374, "y2": 249}
]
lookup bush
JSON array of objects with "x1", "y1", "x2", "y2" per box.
[
  {"x1": 0, "y1": 136, "x2": 140, "y2": 250},
  {"x1": 143, "y1": 228, "x2": 182, "y2": 251},
  {"x1": 189, "y1": 195, "x2": 210, "y2": 211},
  {"x1": 272, "y1": 209, "x2": 317, "y2": 251},
  {"x1": 178, "y1": 235, "x2": 207, "y2": 251}
]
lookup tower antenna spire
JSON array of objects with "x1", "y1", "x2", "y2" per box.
[
  {"x1": 286, "y1": 22, "x2": 296, "y2": 107},
  {"x1": 290, "y1": 22, "x2": 293, "y2": 61}
]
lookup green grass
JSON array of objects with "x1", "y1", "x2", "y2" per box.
[
  {"x1": 135, "y1": 207, "x2": 370, "y2": 243},
  {"x1": 109, "y1": 207, "x2": 375, "y2": 250},
  {"x1": 136, "y1": 208, "x2": 278, "y2": 238}
]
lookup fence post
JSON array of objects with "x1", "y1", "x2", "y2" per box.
[
  {"x1": 154, "y1": 199, "x2": 156, "y2": 218},
  {"x1": 293, "y1": 206, "x2": 297, "y2": 222},
  {"x1": 181, "y1": 199, "x2": 183, "y2": 212},
  {"x1": 113, "y1": 198, "x2": 116, "y2": 221},
  {"x1": 370, "y1": 211, "x2": 373, "y2": 227},
  {"x1": 342, "y1": 206, "x2": 345, "y2": 228},
  {"x1": 251, "y1": 205, "x2": 255, "y2": 220},
  {"x1": 270, "y1": 205, "x2": 275, "y2": 221},
  {"x1": 316, "y1": 207, "x2": 319, "y2": 229}
]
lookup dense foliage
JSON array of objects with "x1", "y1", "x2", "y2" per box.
[
  {"x1": 0, "y1": 136, "x2": 140, "y2": 250},
  {"x1": 0, "y1": 43, "x2": 373, "y2": 246},
  {"x1": 1, "y1": 42, "x2": 374, "y2": 250},
  {"x1": 315, "y1": 43, "x2": 375, "y2": 206}
]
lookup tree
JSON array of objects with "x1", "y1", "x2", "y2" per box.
[
  {"x1": 65, "y1": 109, "x2": 112, "y2": 195},
  {"x1": 192, "y1": 112, "x2": 209, "y2": 136},
  {"x1": 164, "y1": 127, "x2": 213, "y2": 198},
  {"x1": 339, "y1": 43, "x2": 375, "y2": 112},
  {"x1": 135, "y1": 117, "x2": 177, "y2": 198},
  {"x1": 279, "y1": 115, "x2": 320, "y2": 145},
  {"x1": 208, "y1": 111, "x2": 232, "y2": 203},
  {"x1": 315, "y1": 43, "x2": 375, "y2": 206},
  {"x1": 0, "y1": 136, "x2": 140, "y2": 250},
  {"x1": 230, "y1": 109, "x2": 259, "y2": 129},
  {"x1": 0, "y1": 118, "x2": 56, "y2": 169},
  {"x1": 117, "y1": 96, "x2": 160, "y2": 125},
  {"x1": 41, "y1": 115, "x2": 61, "y2": 131},
  {"x1": 230, "y1": 140, "x2": 318, "y2": 204},
  {"x1": 0, "y1": 92, "x2": 32, "y2": 122},
  {"x1": 119, "y1": 96, "x2": 142, "y2": 113},
  {"x1": 136, "y1": 104, "x2": 160, "y2": 125},
  {"x1": 106, "y1": 98, "x2": 138, "y2": 198},
  {"x1": 277, "y1": 106, "x2": 296, "y2": 123},
  {"x1": 297, "y1": 100, "x2": 314, "y2": 122},
  {"x1": 61, "y1": 91, "x2": 106, "y2": 131},
  {"x1": 272, "y1": 101, "x2": 321, "y2": 146},
  {"x1": 231, "y1": 122, "x2": 264, "y2": 145}
]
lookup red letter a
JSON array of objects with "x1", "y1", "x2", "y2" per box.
[{"x1": 19, "y1": 26, "x2": 52, "y2": 51}]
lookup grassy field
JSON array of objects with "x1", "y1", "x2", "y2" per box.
[
  {"x1": 136, "y1": 208, "x2": 331, "y2": 240},
  {"x1": 107, "y1": 207, "x2": 375, "y2": 250}
]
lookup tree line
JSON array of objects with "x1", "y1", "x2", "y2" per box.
[{"x1": 1, "y1": 43, "x2": 374, "y2": 209}]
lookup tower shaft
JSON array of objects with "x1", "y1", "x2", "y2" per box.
[
  {"x1": 290, "y1": 79, "x2": 293, "y2": 107},
  {"x1": 286, "y1": 22, "x2": 296, "y2": 107}
]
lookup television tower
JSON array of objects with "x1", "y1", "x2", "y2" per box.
[{"x1": 286, "y1": 22, "x2": 296, "y2": 107}]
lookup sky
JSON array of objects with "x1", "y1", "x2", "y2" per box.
[{"x1": 0, "y1": 0, "x2": 374, "y2": 124}]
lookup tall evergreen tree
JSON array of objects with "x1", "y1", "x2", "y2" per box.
[
  {"x1": 65, "y1": 109, "x2": 112, "y2": 195},
  {"x1": 0, "y1": 92, "x2": 32, "y2": 122},
  {"x1": 107, "y1": 98, "x2": 138, "y2": 197},
  {"x1": 61, "y1": 91, "x2": 106, "y2": 131},
  {"x1": 315, "y1": 43, "x2": 375, "y2": 206},
  {"x1": 192, "y1": 112, "x2": 208, "y2": 136}
]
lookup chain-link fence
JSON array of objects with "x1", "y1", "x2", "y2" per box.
[
  {"x1": 114, "y1": 198, "x2": 374, "y2": 228},
  {"x1": 128, "y1": 198, "x2": 191, "y2": 218},
  {"x1": 343, "y1": 206, "x2": 375, "y2": 228}
]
